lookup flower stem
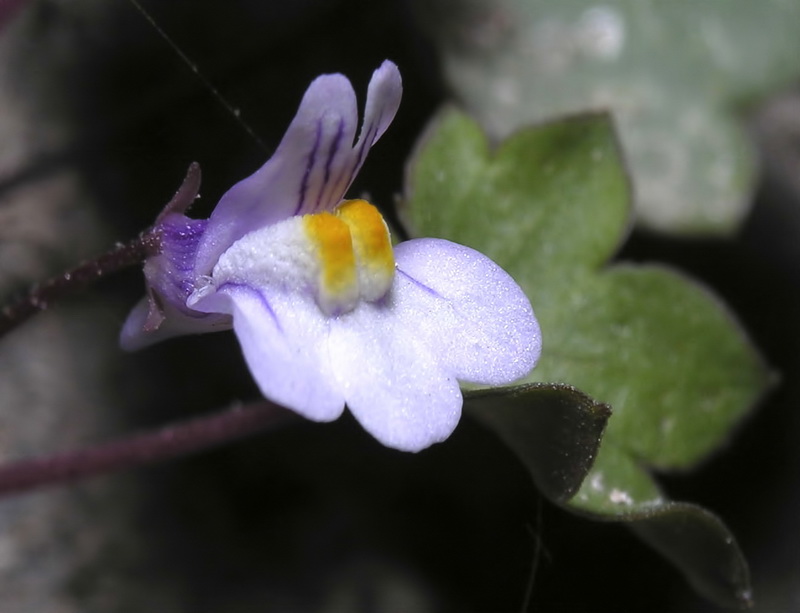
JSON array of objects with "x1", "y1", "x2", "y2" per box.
[
  {"x1": 0, "y1": 401, "x2": 294, "y2": 498},
  {"x1": 0, "y1": 231, "x2": 160, "y2": 340},
  {"x1": 0, "y1": 163, "x2": 201, "y2": 340}
]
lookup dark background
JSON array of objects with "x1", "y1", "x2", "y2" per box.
[{"x1": 1, "y1": 1, "x2": 799, "y2": 611}]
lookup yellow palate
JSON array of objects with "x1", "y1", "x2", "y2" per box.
[
  {"x1": 303, "y1": 212, "x2": 358, "y2": 310},
  {"x1": 335, "y1": 199, "x2": 395, "y2": 299},
  {"x1": 302, "y1": 200, "x2": 395, "y2": 313}
]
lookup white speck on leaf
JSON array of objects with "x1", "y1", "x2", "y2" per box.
[{"x1": 609, "y1": 488, "x2": 633, "y2": 505}]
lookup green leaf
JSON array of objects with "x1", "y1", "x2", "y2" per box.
[
  {"x1": 414, "y1": 0, "x2": 800, "y2": 234},
  {"x1": 402, "y1": 108, "x2": 772, "y2": 607},
  {"x1": 571, "y1": 444, "x2": 752, "y2": 607},
  {"x1": 465, "y1": 383, "x2": 611, "y2": 504},
  {"x1": 538, "y1": 266, "x2": 770, "y2": 469},
  {"x1": 405, "y1": 109, "x2": 629, "y2": 276},
  {"x1": 631, "y1": 504, "x2": 753, "y2": 609}
]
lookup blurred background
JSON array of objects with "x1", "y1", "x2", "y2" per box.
[{"x1": 0, "y1": 1, "x2": 799, "y2": 611}]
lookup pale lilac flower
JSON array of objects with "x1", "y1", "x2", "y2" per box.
[{"x1": 122, "y1": 61, "x2": 541, "y2": 452}]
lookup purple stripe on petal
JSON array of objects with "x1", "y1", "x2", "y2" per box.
[
  {"x1": 296, "y1": 119, "x2": 324, "y2": 215},
  {"x1": 316, "y1": 118, "x2": 346, "y2": 212},
  {"x1": 327, "y1": 157, "x2": 355, "y2": 210},
  {"x1": 370, "y1": 111, "x2": 384, "y2": 147},
  {"x1": 147, "y1": 215, "x2": 209, "y2": 311},
  {"x1": 160, "y1": 218, "x2": 208, "y2": 273},
  {"x1": 346, "y1": 113, "x2": 381, "y2": 191},
  {"x1": 396, "y1": 269, "x2": 445, "y2": 300},
  {"x1": 354, "y1": 119, "x2": 378, "y2": 172},
  {"x1": 217, "y1": 282, "x2": 283, "y2": 333},
  {"x1": 329, "y1": 116, "x2": 381, "y2": 207}
]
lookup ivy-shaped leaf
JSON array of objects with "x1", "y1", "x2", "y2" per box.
[
  {"x1": 414, "y1": 0, "x2": 800, "y2": 234},
  {"x1": 402, "y1": 108, "x2": 772, "y2": 607}
]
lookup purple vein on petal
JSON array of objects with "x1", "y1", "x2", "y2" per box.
[
  {"x1": 160, "y1": 219, "x2": 208, "y2": 274},
  {"x1": 351, "y1": 114, "x2": 381, "y2": 186},
  {"x1": 316, "y1": 117, "x2": 346, "y2": 212},
  {"x1": 328, "y1": 151, "x2": 356, "y2": 210},
  {"x1": 397, "y1": 269, "x2": 445, "y2": 300},
  {"x1": 217, "y1": 283, "x2": 283, "y2": 334},
  {"x1": 296, "y1": 119, "x2": 324, "y2": 215}
]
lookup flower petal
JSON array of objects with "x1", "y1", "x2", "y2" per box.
[
  {"x1": 393, "y1": 238, "x2": 541, "y2": 384},
  {"x1": 121, "y1": 213, "x2": 232, "y2": 350},
  {"x1": 350, "y1": 60, "x2": 403, "y2": 185},
  {"x1": 194, "y1": 61, "x2": 402, "y2": 275},
  {"x1": 190, "y1": 283, "x2": 345, "y2": 422},
  {"x1": 120, "y1": 295, "x2": 231, "y2": 351},
  {"x1": 146, "y1": 214, "x2": 209, "y2": 309},
  {"x1": 328, "y1": 303, "x2": 463, "y2": 452}
]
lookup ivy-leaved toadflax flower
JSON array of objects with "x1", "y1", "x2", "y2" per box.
[{"x1": 122, "y1": 61, "x2": 541, "y2": 452}]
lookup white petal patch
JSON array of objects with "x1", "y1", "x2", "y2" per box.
[{"x1": 210, "y1": 216, "x2": 320, "y2": 295}]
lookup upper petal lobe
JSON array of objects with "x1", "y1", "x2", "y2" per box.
[{"x1": 194, "y1": 61, "x2": 402, "y2": 275}]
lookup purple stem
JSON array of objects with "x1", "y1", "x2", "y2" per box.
[
  {"x1": 0, "y1": 162, "x2": 260, "y2": 497},
  {"x1": 0, "y1": 232, "x2": 160, "y2": 340},
  {"x1": 0, "y1": 163, "x2": 201, "y2": 341},
  {"x1": 0, "y1": 400, "x2": 295, "y2": 498}
]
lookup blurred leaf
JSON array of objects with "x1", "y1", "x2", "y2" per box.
[
  {"x1": 414, "y1": 0, "x2": 800, "y2": 234},
  {"x1": 403, "y1": 108, "x2": 772, "y2": 607},
  {"x1": 631, "y1": 503, "x2": 753, "y2": 609},
  {"x1": 570, "y1": 445, "x2": 752, "y2": 607},
  {"x1": 465, "y1": 383, "x2": 611, "y2": 503}
]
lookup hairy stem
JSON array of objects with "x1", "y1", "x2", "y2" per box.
[
  {"x1": 0, "y1": 231, "x2": 159, "y2": 340},
  {"x1": 0, "y1": 162, "x2": 201, "y2": 340},
  {"x1": 0, "y1": 401, "x2": 294, "y2": 498}
]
